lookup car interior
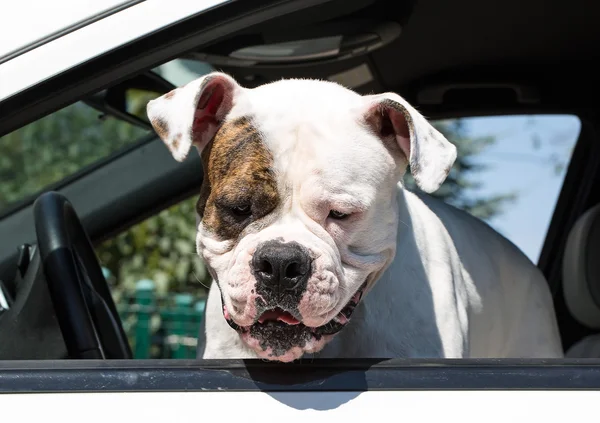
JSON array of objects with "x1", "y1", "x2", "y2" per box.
[{"x1": 0, "y1": 0, "x2": 599, "y2": 363}]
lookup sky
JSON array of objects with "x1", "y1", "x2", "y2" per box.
[{"x1": 454, "y1": 114, "x2": 581, "y2": 263}]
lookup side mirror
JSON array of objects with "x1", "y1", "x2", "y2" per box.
[{"x1": 84, "y1": 71, "x2": 175, "y2": 130}]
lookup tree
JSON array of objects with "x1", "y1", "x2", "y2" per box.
[
  {"x1": 403, "y1": 119, "x2": 517, "y2": 221},
  {"x1": 97, "y1": 196, "x2": 209, "y2": 301},
  {"x1": 0, "y1": 102, "x2": 146, "y2": 209}
]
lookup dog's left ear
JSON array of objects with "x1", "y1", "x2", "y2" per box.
[{"x1": 362, "y1": 93, "x2": 457, "y2": 193}]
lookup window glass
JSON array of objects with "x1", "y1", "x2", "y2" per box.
[
  {"x1": 152, "y1": 59, "x2": 215, "y2": 87},
  {"x1": 0, "y1": 102, "x2": 149, "y2": 213},
  {"x1": 98, "y1": 113, "x2": 581, "y2": 359},
  {"x1": 409, "y1": 115, "x2": 581, "y2": 263}
]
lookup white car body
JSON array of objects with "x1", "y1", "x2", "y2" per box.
[
  {"x1": 3, "y1": 391, "x2": 600, "y2": 422},
  {"x1": 0, "y1": 0, "x2": 228, "y2": 101}
]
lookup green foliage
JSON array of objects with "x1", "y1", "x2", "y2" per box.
[
  {"x1": 403, "y1": 119, "x2": 516, "y2": 221},
  {"x1": 98, "y1": 198, "x2": 209, "y2": 301},
  {"x1": 0, "y1": 100, "x2": 513, "y2": 300},
  {"x1": 0, "y1": 102, "x2": 147, "y2": 209}
]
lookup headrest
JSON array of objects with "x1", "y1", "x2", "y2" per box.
[
  {"x1": 565, "y1": 333, "x2": 600, "y2": 358},
  {"x1": 563, "y1": 204, "x2": 600, "y2": 328}
]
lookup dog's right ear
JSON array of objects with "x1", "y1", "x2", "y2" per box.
[{"x1": 146, "y1": 72, "x2": 241, "y2": 162}]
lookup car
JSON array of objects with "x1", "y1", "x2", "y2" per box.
[{"x1": 1, "y1": 0, "x2": 600, "y2": 418}]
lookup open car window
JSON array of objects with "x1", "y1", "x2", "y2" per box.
[{"x1": 96, "y1": 113, "x2": 581, "y2": 359}]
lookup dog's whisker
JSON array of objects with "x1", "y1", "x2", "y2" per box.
[
  {"x1": 318, "y1": 295, "x2": 334, "y2": 326},
  {"x1": 318, "y1": 296, "x2": 332, "y2": 325},
  {"x1": 398, "y1": 218, "x2": 410, "y2": 229},
  {"x1": 192, "y1": 270, "x2": 211, "y2": 290}
]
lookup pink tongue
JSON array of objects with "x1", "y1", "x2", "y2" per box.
[{"x1": 258, "y1": 309, "x2": 300, "y2": 325}]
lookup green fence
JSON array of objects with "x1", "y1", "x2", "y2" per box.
[{"x1": 115, "y1": 279, "x2": 207, "y2": 359}]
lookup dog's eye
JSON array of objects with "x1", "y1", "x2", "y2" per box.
[
  {"x1": 329, "y1": 210, "x2": 350, "y2": 220},
  {"x1": 230, "y1": 204, "x2": 252, "y2": 217}
]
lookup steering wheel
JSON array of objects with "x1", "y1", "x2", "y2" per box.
[{"x1": 33, "y1": 191, "x2": 132, "y2": 359}]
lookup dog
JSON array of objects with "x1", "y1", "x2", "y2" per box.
[{"x1": 147, "y1": 72, "x2": 564, "y2": 362}]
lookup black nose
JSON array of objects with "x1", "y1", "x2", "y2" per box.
[{"x1": 252, "y1": 240, "x2": 311, "y2": 292}]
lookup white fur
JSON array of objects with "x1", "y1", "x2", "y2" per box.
[{"x1": 147, "y1": 73, "x2": 564, "y2": 360}]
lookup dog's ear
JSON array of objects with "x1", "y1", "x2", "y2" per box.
[
  {"x1": 146, "y1": 72, "x2": 241, "y2": 162},
  {"x1": 362, "y1": 93, "x2": 457, "y2": 193}
]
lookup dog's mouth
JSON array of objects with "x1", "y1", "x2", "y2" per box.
[{"x1": 222, "y1": 281, "x2": 367, "y2": 338}]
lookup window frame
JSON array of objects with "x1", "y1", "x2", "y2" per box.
[{"x1": 3, "y1": 358, "x2": 600, "y2": 392}]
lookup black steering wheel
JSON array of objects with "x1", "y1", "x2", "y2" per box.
[{"x1": 33, "y1": 191, "x2": 132, "y2": 359}]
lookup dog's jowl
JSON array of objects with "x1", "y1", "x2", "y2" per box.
[{"x1": 147, "y1": 72, "x2": 564, "y2": 362}]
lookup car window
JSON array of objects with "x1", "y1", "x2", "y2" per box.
[
  {"x1": 415, "y1": 114, "x2": 581, "y2": 263},
  {"x1": 0, "y1": 102, "x2": 149, "y2": 214},
  {"x1": 0, "y1": 57, "x2": 217, "y2": 217},
  {"x1": 97, "y1": 113, "x2": 581, "y2": 359},
  {"x1": 152, "y1": 58, "x2": 216, "y2": 87}
]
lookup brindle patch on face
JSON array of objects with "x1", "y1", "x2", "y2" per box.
[{"x1": 197, "y1": 116, "x2": 279, "y2": 240}]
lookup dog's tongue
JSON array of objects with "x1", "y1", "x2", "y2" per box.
[{"x1": 258, "y1": 309, "x2": 300, "y2": 325}]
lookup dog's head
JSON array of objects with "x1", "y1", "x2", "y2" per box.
[{"x1": 147, "y1": 72, "x2": 456, "y2": 362}]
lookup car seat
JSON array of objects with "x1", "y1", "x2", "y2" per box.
[{"x1": 562, "y1": 204, "x2": 600, "y2": 357}]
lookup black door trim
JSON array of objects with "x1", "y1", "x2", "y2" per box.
[{"x1": 2, "y1": 359, "x2": 600, "y2": 392}]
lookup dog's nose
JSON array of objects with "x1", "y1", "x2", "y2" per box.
[{"x1": 252, "y1": 240, "x2": 311, "y2": 292}]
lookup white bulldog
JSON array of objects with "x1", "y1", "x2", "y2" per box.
[{"x1": 147, "y1": 72, "x2": 564, "y2": 362}]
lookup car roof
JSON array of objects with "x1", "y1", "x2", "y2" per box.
[
  {"x1": 0, "y1": 0, "x2": 129, "y2": 61},
  {"x1": 0, "y1": 0, "x2": 230, "y2": 102},
  {"x1": 377, "y1": 0, "x2": 599, "y2": 91}
]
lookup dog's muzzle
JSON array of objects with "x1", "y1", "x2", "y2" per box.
[{"x1": 222, "y1": 239, "x2": 366, "y2": 340}]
